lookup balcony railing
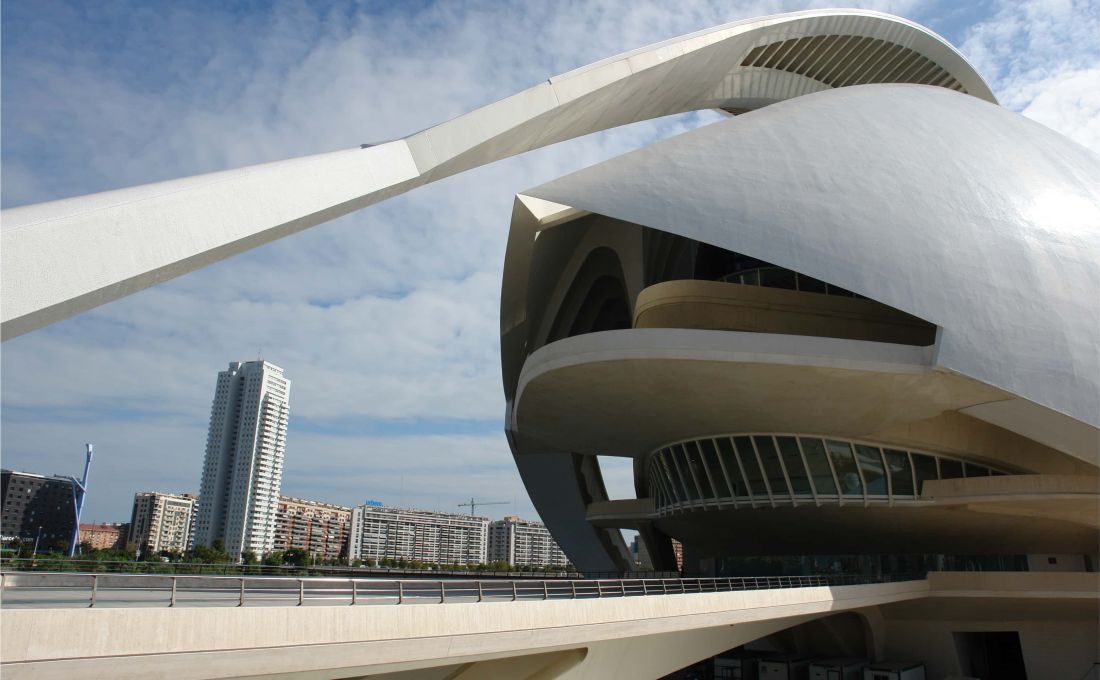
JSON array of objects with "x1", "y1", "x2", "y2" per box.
[
  {"x1": 0, "y1": 571, "x2": 920, "y2": 608},
  {"x1": 718, "y1": 266, "x2": 863, "y2": 298}
]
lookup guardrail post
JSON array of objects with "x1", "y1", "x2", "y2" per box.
[
  {"x1": 239, "y1": 578, "x2": 246, "y2": 606},
  {"x1": 477, "y1": 581, "x2": 483, "y2": 602},
  {"x1": 570, "y1": 581, "x2": 577, "y2": 598},
  {"x1": 642, "y1": 580, "x2": 648, "y2": 595},
  {"x1": 511, "y1": 581, "x2": 518, "y2": 601},
  {"x1": 543, "y1": 581, "x2": 549, "y2": 600},
  {"x1": 170, "y1": 577, "x2": 177, "y2": 607},
  {"x1": 89, "y1": 575, "x2": 98, "y2": 608},
  {"x1": 596, "y1": 581, "x2": 603, "y2": 598},
  {"x1": 351, "y1": 579, "x2": 357, "y2": 605},
  {"x1": 440, "y1": 581, "x2": 445, "y2": 604},
  {"x1": 662, "y1": 580, "x2": 668, "y2": 595},
  {"x1": 397, "y1": 581, "x2": 404, "y2": 604},
  {"x1": 298, "y1": 579, "x2": 305, "y2": 606}
]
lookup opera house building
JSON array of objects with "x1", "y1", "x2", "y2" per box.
[
  {"x1": 499, "y1": 9, "x2": 1099, "y2": 676},
  {"x1": 2, "y1": 8, "x2": 1097, "y2": 680}
]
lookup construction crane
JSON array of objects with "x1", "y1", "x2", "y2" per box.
[{"x1": 457, "y1": 497, "x2": 508, "y2": 517}]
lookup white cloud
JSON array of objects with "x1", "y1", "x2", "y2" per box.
[
  {"x1": 960, "y1": 0, "x2": 1100, "y2": 153},
  {"x1": 1020, "y1": 67, "x2": 1100, "y2": 152},
  {"x1": 3, "y1": 0, "x2": 1097, "y2": 526}
]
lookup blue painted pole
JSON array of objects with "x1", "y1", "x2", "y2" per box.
[{"x1": 67, "y1": 444, "x2": 94, "y2": 558}]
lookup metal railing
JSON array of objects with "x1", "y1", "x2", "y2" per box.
[
  {"x1": 0, "y1": 571, "x2": 920, "y2": 609},
  {"x1": 717, "y1": 266, "x2": 862, "y2": 298}
]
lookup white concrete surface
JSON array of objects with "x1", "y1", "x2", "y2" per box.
[
  {"x1": 513, "y1": 85, "x2": 1100, "y2": 458},
  {"x1": 2, "y1": 573, "x2": 1094, "y2": 679},
  {"x1": 1, "y1": 10, "x2": 993, "y2": 340}
]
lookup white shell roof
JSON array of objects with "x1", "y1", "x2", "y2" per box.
[{"x1": 519, "y1": 84, "x2": 1100, "y2": 433}]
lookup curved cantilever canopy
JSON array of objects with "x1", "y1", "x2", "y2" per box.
[
  {"x1": 506, "y1": 85, "x2": 1100, "y2": 461},
  {"x1": 0, "y1": 9, "x2": 995, "y2": 340}
]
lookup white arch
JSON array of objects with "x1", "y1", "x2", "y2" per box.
[{"x1": 0, "y1": 9, "x2": 994, "y2": 339}]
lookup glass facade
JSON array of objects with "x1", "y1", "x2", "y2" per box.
[{"x1": 647, "y1": 435, "x2": 1009, "y2": 513}]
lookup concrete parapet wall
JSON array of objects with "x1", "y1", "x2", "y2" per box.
[
  {"x1": 1, "y1": 581, "x2": 926, "y2": 679},
  {"x1": 2, "y1": 574, "x2": 1095, "y2": 679}
]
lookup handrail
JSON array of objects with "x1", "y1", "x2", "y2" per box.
[
  {"x1": 0, "y1": 571, "x2": 922, "y2": 609},
  {"x1": 717, "y1": 266, "x2": 862, "y2": 298}
]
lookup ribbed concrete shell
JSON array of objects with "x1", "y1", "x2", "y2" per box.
[{"x1": 1, "y1": 9, "x2": 993, "y2": 339}]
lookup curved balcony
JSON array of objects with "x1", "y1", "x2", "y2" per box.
[
  {"x1": 646, "y1": 434, "x2": 1009, "y2": 514},
  {"x1": 634, "y1": 280, "x2": 936, "y2": 346}
]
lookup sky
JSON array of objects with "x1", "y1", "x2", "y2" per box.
[{"x1": 2, "y1": 0, "x2": 1098, "y2": 528}]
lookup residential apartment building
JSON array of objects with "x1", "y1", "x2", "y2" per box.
[
  {"x1": 487, "y1": 515, "x2": 569, "y2": 568},
  {"x1": 1, "y1": 470, "x2": 76, "y2": 552},
  {"x1": 273, "y1": 496, "x2": 351, "y2": 560},
  {"x1": 80, "y1": 523, "x2": 128, "y2": 551},
  {"x1": 128, "y1": 492, "x2": 196, "y2": 555},
  {"x1": 193, "y1": 360, "x2": 290, "y2": 559},
  {"x1": 349, "y1": 506, "x2": 487, "y2": 565}
]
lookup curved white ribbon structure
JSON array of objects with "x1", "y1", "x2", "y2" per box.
[{"x1": 1, "y1": 9, "x2": 994, "y2": 339}]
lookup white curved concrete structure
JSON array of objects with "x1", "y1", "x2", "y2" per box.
[
  {"x1": 515, "y1": 85, "x2": 1100, "y2": 430},
  {"x1": 4, "y1": 8, "x2": 1098, "y2": 677},
  {"x1": 500, "y1": 84, "x2": 1100, "y2": 570},
  {"x1": 2, "y1": 573, "x2": 1094, "y2": 680},
  {"x1": 496, "y1": 58, "x2": 1099, "y2": 583},
  {"x1": 1, "y1": 9, "x2": 994, "y2": 339}
]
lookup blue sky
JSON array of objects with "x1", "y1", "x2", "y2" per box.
[{"x1": 2, "y1": 0, "x2": 1098, "y2": 526}]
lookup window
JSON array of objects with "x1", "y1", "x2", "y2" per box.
[
  {"x1": 753, "y1": 436, "x2": 789, "y2": 496},
  {"x1": 733, "y1": 437, "x2": 768, "y2": 497},
  {"x1": 854, "y1": 444, "x2": 888, "y2": 495},
  {"x1": 669, "y1": 447, "x2": 699, "y2": 502},
  {"x1": 699, "y1": 439, "x2": 731, "y2": 498},
  {"x1": 940, "y1": 458, "x2": 964, "y2": 480},
  {"x1": 964, "y1": 463, "x2": 991, "y2": 478},
  {"x1": 776, "y1": 436, "x2": 812, "y2": 495},
  {"x1": 760, "y1": 267, "x2": 796, "y2": 290},
  {"x1": 912, "y1": 453, "x2": 938, "y2": 494},
  {"x1": 684, "y1": 443, "x2": 715, "y2": 499},
  {"x1": 797, "y1": 274, "x2": 827, "y2": 294},
  {"x1": 796, "y1": 437, "x2": 836, "y2": 490},
  {"x1": 883, "y1": 449, "x2": 914, "y2": 496},
  {"x1": 649, "y1": 435, "x2": 1011, "y2": 508},
  {"x1": 827, "y1": 440, "x2": 863, "y2": 496},
  {"x1": 715, "y1": 438, "x2": 748, "y2": 498}
]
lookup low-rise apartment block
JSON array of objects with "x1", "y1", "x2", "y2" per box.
[
  {"x1": 80, "y1": 523, "x2": 129, "y2": 551},
  {"x1": 273, "y1": 496, "x2": 351, "y2": 559},
  {"x1": 128, "y1": 492, "x2": 196, "y2": 555},
  {"x1": 488, "y1": 515, "x2": 569, "y2": 568},
  {"x1": 349, "y1": 505, "x2": 488, "y2": 565}
]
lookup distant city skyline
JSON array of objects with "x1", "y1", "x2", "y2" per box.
[{"x1": 2, "y1": 0, "x2": 1096, "y2": 527}]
